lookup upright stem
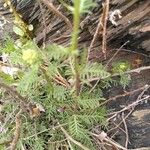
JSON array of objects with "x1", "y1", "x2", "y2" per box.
[
  {"x1": 71, "y1": 0, "x2": 81, "y2": 96},
  {"x1": 71, "y1": 0, "x2": 80, "y2": 52}
]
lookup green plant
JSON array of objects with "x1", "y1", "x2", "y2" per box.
[
  {"x1": 112, "y1": 61, "x2": 131, "y2": 88},
  {"x1": 0, "y1": 0, "x2": 131, "y2": 150}
]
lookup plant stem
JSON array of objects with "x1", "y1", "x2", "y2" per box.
[
  {"x1": 40, "y1": 66, "x2": 53, "y2": 91},
  {"x1": 71, "y1": 0, "x2": 80, "y2": 52},
  {"x1": 71, "y1": 0, "x2": 81, "y2": 96}
]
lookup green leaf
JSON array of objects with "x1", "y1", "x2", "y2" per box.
[
  {"x1": 79, "y1": 0, "x2": 96, "y2": 13},
  {"x1": 0, "y1": 71, "x2": 15, "y2": 84},
  {"x1": 78, "y1": 97, "x2": 100, "y2": 109},
  {"x1": 45, "y1": 44, "x2": 69, "y2": 61},
  {"x1": 67, "y1": 0, "x2": 96, "y2": 14},
  {"x1": 0, "y1": 145, "x2": 6, "y2": 150},
  {"x1": 1, "y1": 36, "x2": 15, "y2": 53},
  {"x1": 17, "y1": 65, "x2": 39, "y2": 94},
  {"x1": 69, "y1": 115, "x2": 85, "y2": 138},
  {"x1": 80, "y1": 62, "x2": 110, "y2": 80}
]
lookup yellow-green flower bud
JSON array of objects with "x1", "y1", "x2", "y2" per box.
[
  {"x1": 22, "y1": 49, "x2": 38, "y2": 64},
  {"x1": 119, "y1": 63, "x2": 127, "y2": 71}
]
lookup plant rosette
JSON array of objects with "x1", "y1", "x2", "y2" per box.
[{"x1": 112, "y1": 61, "x2": 130, "y2": 73}]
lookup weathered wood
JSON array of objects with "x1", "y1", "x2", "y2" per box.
[{"x1": 33, "y1": 0, "x2": 150, "y2": 58}]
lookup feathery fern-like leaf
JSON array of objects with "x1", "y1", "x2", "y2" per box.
[
  {"x1": 80, "y1": 62, "x2": 110, "y2": 80},
  {"x1": 45, "y1": 44, "x2": 69, "y2": 61}
]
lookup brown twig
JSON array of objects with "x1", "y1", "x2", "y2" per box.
[
  {"x1": 125, "y1": 66, "x2": 150, "y2": 74},
  {"x1": 91, "y1": 132, "x2": 127, "y2": 150},
  {"x1": 107, "y1": 85, "x2": 150, "y2": 121},
  {"x1": 87, "y1": 0, "x2": 110, "y2": 60},
  {"x1": 41, "y1": 0, "x2": 72, "y2": 30},
  {"x1": 108, "y1": 95, "x2": 150, "y2": 121},
  {"x1": 99, "y1": 85, "x2": 147, "y2": 107},
  {"x1": 55, "y1": 72, "x2": 70, "y2": 88},
  {"x1": 101, "y1": 0, "x2": 110, "y2": 59},
  {"x1": 10, "y1": 110, "x2": 22, "y2": 150},
  {"x1": 108, "y1": 109, "x2": 134, "y2": 134},
  {"x1": 87, "y1": 14, "x2": 103, "y2": 61},
  {"x1": 122, "y1": 112, "x2": 129, "y2": 149},
  {"x1": 52, "y1": 76, "x2": 69, "y2": 88}
]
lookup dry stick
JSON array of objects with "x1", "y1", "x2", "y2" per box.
[
  {"x1": 122, "y1": 112, "x2": 129, "y2": 149},
  {"x1": 55, "y1": 72, "x2": 70, "y2": 87},
  {"x1": 59, "y1": 125, "x2": 90, "y2": 150},
  {"x1": 99, "y1": 85, "x2": 147, "y2": 107},
  {"x1": 87, "y1": 14, "x2": 103, "y2": 61},
  {"x1": 108, "y1": 109, "x2": 134, "y2": 134},
  {"x1": 115, "y1": 48, "x2": 150, "y2": 58},
  {"x1": 10, "y1": 110, "x2": 22, "y2": 150},
  {"x1": 91, "y1": 132, "x2": 127, "y2": 150},
  {"x1": 108, "y1": 93, "x2": 150, "y2": 118},
  {"x1": 105, "y1": 137, "x2": 127, "y2": 150},
  {"x1": 101, "y1": 0, "x2": 110, "y2": 59},
  {"x1": 107, "y1": 94, "x2": 150, "y2": 121},
  {"x1": 125, "y1": 66, "x2": 150, "y2": 74},
  {"x1": 41, "y1": 0, "x2": 72, "y2": 30},
  {"x1": 130, "y1": 147, "x2": 150, "y2": 150}
]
